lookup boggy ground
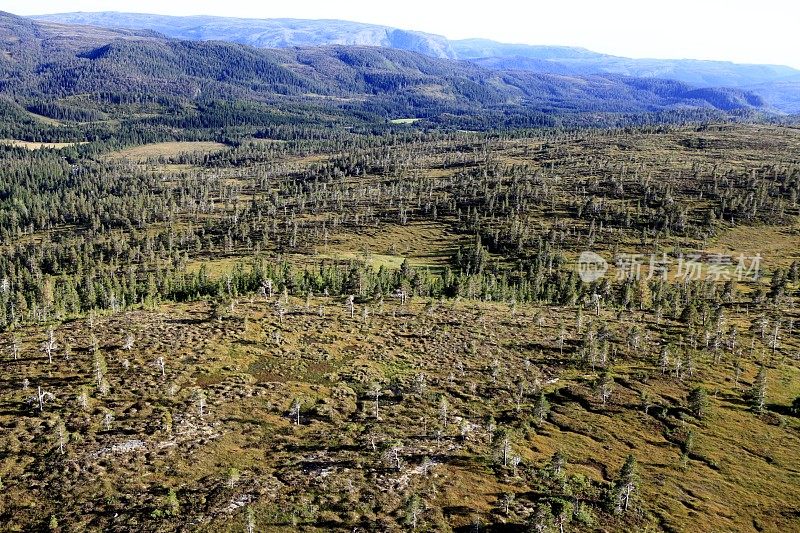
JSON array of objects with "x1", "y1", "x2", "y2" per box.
[{"x1": 1, "y1": 290, "x2": 798, "y2": 532}]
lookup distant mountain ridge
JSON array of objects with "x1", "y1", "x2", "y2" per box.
[
  {"x1": 31, "y1": 12, "x2": 457, "y2": 59},
  {"x1": 32, "y1": 12, "x2": 800, "y2": 113},
  {"x1": 0, "y1": 9, "x2": 773, "y2": 135}
]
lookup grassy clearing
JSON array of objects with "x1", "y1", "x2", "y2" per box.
[
  {"x1": 320, "y1": 222, "x2": 463, "y2": 272},
  {"x1": 0, "y1": 139, "x2": 86, "y2": 150},
  {"x1": 26, "y1": 111, "x2": 63, "y2": 126},
  {"x1": 104, "y1": 141, "x2": 229, "y2": 161},
  {"x1": 185, "y1": 257, "x2": 247, "y2": 278},
  {"x1": 710, "y1": 223, "x2": 800, "y2": 269}
]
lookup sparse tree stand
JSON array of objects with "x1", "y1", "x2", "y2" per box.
[
  {"x1": 552, "y1": 497, "x2": 573, "y2": 533},
  {"x1": 611, "y1": 454, "x2": 639, "y2": 514},
  {"x1": 496, "y1": 428, "x2": 511, "y2": 467},
  {"x1": 404, "y1": 493, "x2": 422, "y2": 529},
  {"x1": 688, "y1": 387, "x2": 710, "y2": 419},
  {"x1": 245, "y1": 506, "x2": 256, "y2": 533},
  {"x1": 1, "y1": 58, "x2": 799, "y2": 532},
  {"x1": 501, "y1": 492, "x2": 515, "y2": 516},
  {"x1": 533, "y1": 391, "x2": 550, "y2": 424},
  {"x1": 597, "y1": 373, "x2": 614, "y2": 407}
]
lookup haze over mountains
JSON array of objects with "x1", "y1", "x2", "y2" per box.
[{"x1": 32, "y1": 11, "x2": 800, "y2": 113}]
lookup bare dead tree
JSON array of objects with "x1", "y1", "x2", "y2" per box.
[
  {"x1": 37, "y1": 386, "x2": 46, "y2": 411},
  {"x1": 123, "y1": 333, "x2": 135, "y2": 351},
  {"x1": 103, "y1": 410, "x2": 114, "y2": 430},
  {"x1": 290, "y1": 398, "x2": 301, "y2": 425},
  {"x1": 264, "y1": 279, "x2": 273, "y2": 299},
  {"x1": 383, "y1": 441, "x2": 403, "y2": 470},
  {"x1": 196, "y1": 390, "x2": 207, "y2": 418},
  {"x1": 56, "y1": 420, "x2": 66, "y2": 454},
  {"x1": 42, "y1": 328, "x2": 56, "y2": 364},
  {"x1": 438, "y1": 395, "x2": 448, "y2": 429},
  {"x1": 274, "y1": 301, "x2": 286, "y2": 325},
  {"x1": 11, "y1": 334, "x2": 20, "y2": 361},
  {"x1": 372, "y1": 384, "x2": 382, "y2": 420}
]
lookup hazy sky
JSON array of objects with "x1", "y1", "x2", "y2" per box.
[{"x1": 5, "y1": 0, "x2": 799, "y2": 68}]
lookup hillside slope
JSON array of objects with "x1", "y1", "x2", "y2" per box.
[
  {"x1": 31, "y1": 11, "x2": 457, "y2": 58},
  {"x1": 31, "y1": 11, "x2": 800, "y2": 113},
  {"x1": 452, "y1": 39, "x2": 800, "y2": 86},
  {"x1": 0, "y1": 11, "x2": 766, "y2": 134}
]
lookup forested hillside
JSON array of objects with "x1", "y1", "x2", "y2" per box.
[
  {"x1": 0, "y1": 10, "x2": 770, "y2": 143},
  {"x1": 33, "y1": 11, "x2": 800, "y2": 112}
]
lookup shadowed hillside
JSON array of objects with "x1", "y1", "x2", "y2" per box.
[
  {"x1": 0, "y1": 10, "x2": 768, "y2": 140},
  {"x1": 32, "y1": 11, "x2": 800, "y2": 112}
]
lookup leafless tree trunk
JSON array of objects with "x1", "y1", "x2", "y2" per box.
[{"x1": 373, "y1": 385, "x2": 382, "y2": 419}]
